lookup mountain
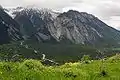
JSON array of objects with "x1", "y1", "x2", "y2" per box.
[
  {"x1": 0, "y1": 7, "x2": 22, "y2": 44},
  {"x1": 5, "y1": 7, "x2": 59, "y2": 41},
  {"x1": 1, "y1": 6, "x2": 120, "y2": 62},
  {"x1": 54, "y1": 10, "x2": 120, "y2": 45},
  {"x1": 4, "y1": 7, "x2": 120, "y2": 45}
]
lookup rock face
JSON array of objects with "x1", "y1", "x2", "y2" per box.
[
  {"x1": 0, "y1": 7, "x2": 22, "y2": 44},
  {"x1": 5, "y1": 7, "x2": 59, "y2": 42},
  {"x1": 52, "y1": 10, "x2": 120, "y2": 44},
  {"x1": 4, "y1": 7, "x2": 120, "y2": 45}
]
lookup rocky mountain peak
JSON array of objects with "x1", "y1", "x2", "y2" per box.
[
  {"x1": 5, "y1": 7, "x2": 60, "y2": 19},
  {"x1": 1, "y1": 6, "x2": 120, "y2": 45}
]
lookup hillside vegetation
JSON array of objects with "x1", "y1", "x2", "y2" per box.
[
  {"x1": 0, "y1": 42, "x2": 120, "y2": 80},
  {"x1": 0, "y1": 55, "x2": 120, "y2": 80},
  {"x1": 0, "y1": 42, "x2": 100, "y2": 63}
]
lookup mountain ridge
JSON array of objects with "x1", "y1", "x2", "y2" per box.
[
  {"x1": 0, "y1": 7, "x2": 22, "y2": 44},
  {"x1": 1, "y1": 6, "x2": 120, "y2": 46}
]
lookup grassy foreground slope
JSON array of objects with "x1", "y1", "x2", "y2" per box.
[{"x1": 0, "y1": 56, "x2": 120, "y2": 80}]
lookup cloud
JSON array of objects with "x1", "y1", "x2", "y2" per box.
[
  {"x1": 0, "y1": 0, "x2": 82, "y2": 9},
  {"x1": 0, "y1": 0, "x2": 120, "y2": 29}
]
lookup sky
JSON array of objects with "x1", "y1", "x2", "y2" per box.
[{"x1": 0, "y1": 0, "x2": 120, "y2": 30}]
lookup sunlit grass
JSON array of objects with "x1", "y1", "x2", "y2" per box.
[{"x1": 0, "y1": 57, "x2": 120, "y2": 80}]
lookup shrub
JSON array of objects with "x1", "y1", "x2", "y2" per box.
[
  {"x1": 108, "y1": 54, "x2": 120, "y2": 63},
  {"x1": 81, "y1": 55, "x2": 91, "y2": 64},
  {"x1": 18, "y1": 59, "x2": 44, "y2": 70},
  {"x1": 0, "y1": 62, "x2": 17, "y2": 72}
]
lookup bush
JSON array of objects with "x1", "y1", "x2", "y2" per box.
[
  {"x1": 18, "y1": 59, "x2": 44, "y2": 70},
  {"x1": 81, "y1": 55, "x2": 91, "y2": 64},
  {"x1": 108, "y1": 54, "x2": 120, "y2": 63}
]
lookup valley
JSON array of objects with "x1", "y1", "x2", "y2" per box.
[{"x1": 0, "y1": 5, "x2": 120, "y2": 80}]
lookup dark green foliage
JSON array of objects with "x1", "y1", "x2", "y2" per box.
[
  {"x1": 23, "y1": 41, "x2": 99, "y2": 62},
  {"x1": 1, "y1": 63, "x2": 12, "y2": 72},
  {"x1": 100, "y1": 70, "x2": 107, "y2": 77},
  {"x1": 64, "y1": 71, "x2": 77, "y2": 78},
  {"x1": 0, "y1": 41, "x2": 99, "y2": 63},
  {"x1": 0, "y1": 42, "x2": 42, "y2": 61}
]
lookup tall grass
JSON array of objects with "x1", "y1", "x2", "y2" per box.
[{"x1": 0, "y1": 58, "x2": 120, "y2": 80}]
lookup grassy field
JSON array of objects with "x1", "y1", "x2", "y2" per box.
[{"x1": 0, "y1": 55, "x2": 120, "y2": 80}]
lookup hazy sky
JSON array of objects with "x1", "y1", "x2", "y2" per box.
[{"x1": 0, "y1": 0, "x2": 120, "y2": 29}]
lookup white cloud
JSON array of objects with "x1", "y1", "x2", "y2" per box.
[{"x1": 0, "y1": 0, "x2": 120, "y2": 30}]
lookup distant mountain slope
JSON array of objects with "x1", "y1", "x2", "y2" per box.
[
  {"x1": 4, "y1": 7, "x2": 120, "y2": 45},
  {"x1": 53, "y1": 10, "x2": 120, "y2": 45},
  {"x1": 0, "y1": 7, "x2": 22, "y2": 44}
]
